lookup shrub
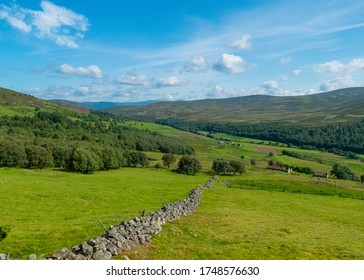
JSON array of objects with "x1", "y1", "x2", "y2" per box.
[
  {"x1": 67, "y1": 147, "x2": 99, "y2": 174},
  {"x1": 0, "y1": 225, "x2": 10, "y2": 243},
  {"x1": 162, "y1": 153, "x2": 176, "y2": 168},
  {"x1": 331, "y1": 162, "x2": 356, "y2": 181},
  {"x1": 229, "y1": 160, "x2": 245, "y2": 175},
  {"x1": 0, "y1": 140, "x2": 27, "y2": 168},
  {"x1": 177, "y1": 155, "x2": 201, "y2": 175},
  {"x1": 212, "y1": 158, "x2": 233, "y2": 175}
]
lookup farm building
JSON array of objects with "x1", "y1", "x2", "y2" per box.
[
  {"x1": 267, "y1": 165, "x2": 293, "y2": 173},
  {"x1": 313, "y1": 172, "x2": 329, "y2": 178}
]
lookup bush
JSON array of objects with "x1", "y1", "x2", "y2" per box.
[
  {"x1": 123, "y1": 151, "x2": 149, "y2": 167},
  {"x1": 0, "y1": 225, "x2": 10, "y2": 243},
  {"x1": 212, "y1": 158, "x2": 233, "y2": 175},
  {"x1": 0, "y1": 140, "x2": 27, "y2": 168},
  {"x1": 177, "y1": 155, "x2": 201, "y2": 175},
  {"x1": 229, "y1": 160, "x2": 245, "y2": 175},
  {"x1": 331, "y1": 162, "x2": 356, "y2": 181},
  {"x1": 212, "y1": 158, "x2": 245, "y2": 175},
  {"x1": 25, "y1": 145, "x2": 54, "y2": 169},
  {"x1": 162, "y1": 153, "x2": 176, "y2": 168},
  {"x1": 66, "y1": 147, "x2": 99, "y2": 174}
]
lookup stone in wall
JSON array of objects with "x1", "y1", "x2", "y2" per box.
[{"x1": 0, "y1": 253, "x2": 9, "y2": 260}]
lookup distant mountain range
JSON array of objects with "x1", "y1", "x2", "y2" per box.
[
  {"x1": 1, "y1": 87, "x2": 364, "y2": 126},
  {"x1": 51, "y1": 99, "x2": 161, "y2": 110},
  {"x1": 103, "y1": 87, "x2": 364, "y2": 125}
]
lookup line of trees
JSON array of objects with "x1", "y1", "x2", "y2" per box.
[
  {"x1": 0, "y1": 139, "x2": 146, "y2": 174},
  {"x1": 212, "y1": 158, "x2": 245, "y2": 175},
  {"x1": 156, "y1": 118, "x2": 364, "y2": 155}
]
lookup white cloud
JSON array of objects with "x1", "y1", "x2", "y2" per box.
[
  {"x1": 59, "y1": 64, "x2": 103, "y2": 79},
  {"x1": 314, "y1": 60, "x2": 344, "y2": 73},
  {"x1": 261, "y1": 80, "x2": 286, "y2": 95},
  {"x1": 79, "y1": 86, "x2": 90, "y2": 94},
  {"x1": 183, "y1": 56, "x2": 208, "y2": 73},
  {"x1": 314, "y1": 59, "x2": 364, "y2": 92},
  {"x1": 319, "y1": 76, "x2": 354, "y2": 92},
  {"x1": 213, "y1": 53, "x2": 245, "y2": 74},
  {"x1": 157, "y1": 76, "x2": 187, "y2": 87},
  {"x1": 292, "y1": 69, "x2": 302, "y2": 75},
  {"x1": 314, "y1": 59, "x2": 364, "y2": 74},
  {"x1": 261, "y1": 81, "x2": 315, "y2": 96},
  {"x1": 0, "y1": 1, "x2": 89, "y2": 48},
  {"x1": 164, "y1": 93, "x2": 177, "y2": 101},
  {"x1": 231, "y1": 34, "x2": 252, "y2": 50},
  {"x1": 119, "y1": 73, "x2": 151, "y2": 86},
  {"x1": 206, "y1": 84, "x2": 252, "y2": 99},
  {"x1": 347, "y1": 58, "x2": 364, "y2": 71},
  {"x1": 0, "y1": 7, "x2": 32, "y2": 33},
  {"x1": 280, "y1": 57, "x2": 291, "y2": 64},
  {"x1": 290, "y1": 88, "x2": 316, "y2": 96},
  {"x1": 24, "y1": 87, "x2": 41, "y2": 95}
]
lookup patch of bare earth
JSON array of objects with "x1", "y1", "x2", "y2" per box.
[{"x1": 252, "y1": 146, "x2": 278, "y2": 154}]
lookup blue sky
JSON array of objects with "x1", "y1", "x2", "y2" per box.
[{"x1": 1, "y1": 0, "x2": 364, "y2": 102}]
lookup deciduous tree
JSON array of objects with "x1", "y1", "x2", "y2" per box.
[{"x1": 177, "y1": 155, "x2": 201, "y2": 175}]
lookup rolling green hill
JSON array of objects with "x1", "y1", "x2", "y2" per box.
[
  {"x1": 105, "y1": 87, "x2": 364, "y2": 125},
  {"x1": 0, "y1": 87, "x2": 89, "y2": 117}
]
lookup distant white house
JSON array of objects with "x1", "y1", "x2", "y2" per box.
[{"x1": 267, "y1": 165, "x2": 292, "y2": 173}]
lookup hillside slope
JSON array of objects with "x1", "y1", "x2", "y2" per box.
[
  {"x1": 0, "y1": 87, "x2": 88, "y2": 116},
  {"x1": 105, "y1": 87, "x2": 364, "y2": 125}
]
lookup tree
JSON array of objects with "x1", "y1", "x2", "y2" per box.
[
  {"x1": 250, "y1": 159, "x2": 256, "y2": 165},
  {"x1": 51, "y1": 145, "x2": 72, "y2": 168},
  {"x1": 25, "y1": 145, "x2": 54, "y2": 169},
  {"x1": 101, "y1": 147, "x2": 121, "y2": 170},
  {"x1": 361, "y1": 174, "x2": 364, "y2": 184},
  {"x1": 124, "y1": 151, "x2": 149, "y2": 167},
  {"x1": 212, "y1": 158, "x2": 232, "y2": 175},
  {"x1": 0, "y1": 140, "x2": 27, "y2": 167},
  {"x1": 162, "y1": 153, "x2": 176, "y2": 168},
  {"x1": 331, "y1": 162, "x2": 356, "y2": 181},
  {"x1": 67, "y1": 147, "x2": 99, "y2": 174},
  {"x1": 229, "y1": 160, "x2": 245, "y2": 175},
  {"x1": 177, "y1": 155, "x2": 201, "y2": 175}
]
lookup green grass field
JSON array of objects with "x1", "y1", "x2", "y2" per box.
[
  {"x1": 1, "y1": 121, "x2": 363, "y2": 260},
  {"x1": 0, "y1": 167, "x2": 210, "y2": 259},
  {"x1": 121, "y1": 182, "x2": 364, "y2": 260}
]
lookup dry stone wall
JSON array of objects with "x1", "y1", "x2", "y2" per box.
[
  {"x1": 0, "y1": 253, "x2": 9, "y2": 260},
  {"x1": 46, "y1": 176, "x2": 217, "y2": 260}
]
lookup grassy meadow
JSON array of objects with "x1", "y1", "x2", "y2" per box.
[
  {"x1": 119, "y1": 182, "x2": 364, "y2": 260},
  {"x1": 1, "y1": 120, "x2": 364, "y2": 259},
  {"x1": 0, "y1": 167, "x2": 210, "y2": 259}
]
